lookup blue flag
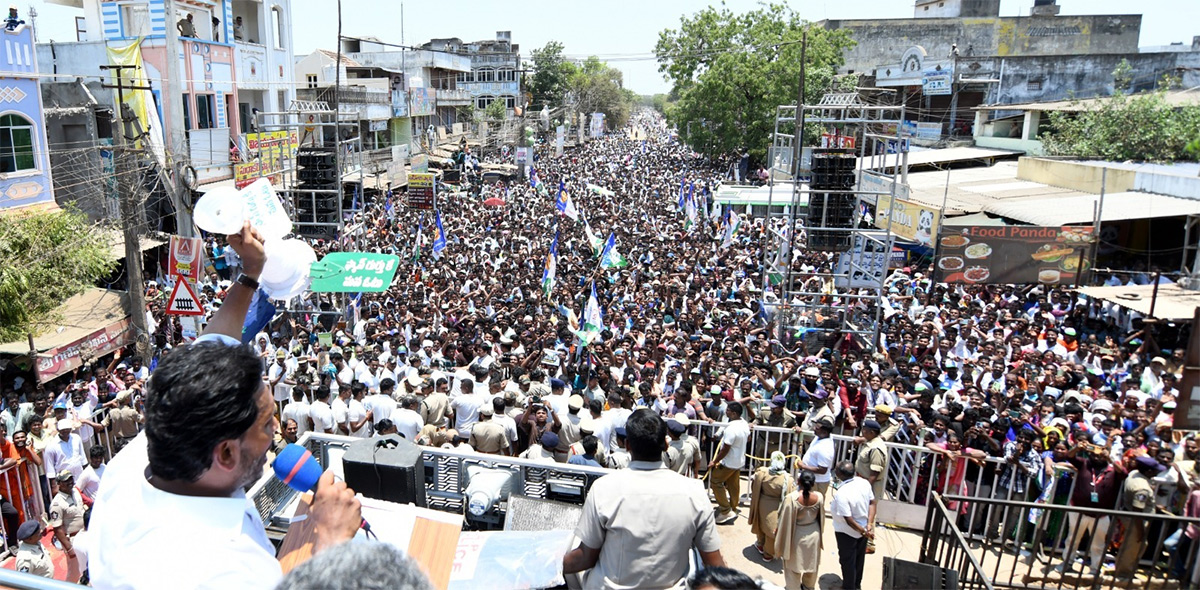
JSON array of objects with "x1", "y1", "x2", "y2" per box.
[
  {"x1": 240, "y1": 288, "x2": 277, "y2": 345},
  {"x1": 678, "y1": 177, "x2": 687, "y2": 210},
  {"x1": 432, "y1": 210, "x2": 447, "y2": 256},
  {"x1": 530, "y1": 166, "x2": 539, "y2": 188}
]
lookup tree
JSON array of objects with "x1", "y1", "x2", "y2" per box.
[
  {"x1": 568, "y1": 56, "x2": 636, "y2": 130},
  {"x1": 1041, "y1": 90, "x2": 1200, "y2": 163},
  {"x1": 484, "y1": 99, "x2": 507, "y2": 122},
  {"x1": 655, "y1": 3, "x2": 854, "y2": 158},
  {"x1": 0, "y1": 207, "x2": 116, "y2": 342},
  {"x1": 527, "y1": 41, "x2": 576, "y2": 109}
]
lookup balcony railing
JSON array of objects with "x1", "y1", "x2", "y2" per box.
[{"x1": 296, "y1": 86, "x2": 391, "y2": 107}]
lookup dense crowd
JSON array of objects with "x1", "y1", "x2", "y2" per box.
[{"x1": 1, "y1": 109, "x2": 1197, "y2": 587}]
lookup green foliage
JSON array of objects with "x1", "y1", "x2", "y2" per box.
[
  {"x1": 1112, "y1": 58, "x2": 1133, "y2": 92},
  {"x1": 456, "y1": 103, "x2": 478, "y2": 123},
  {"x1": 484, "y1": 99, "x2": 507, "y2": 122},
  {"x1": 655, "y1": 2, "x2": 854, "y2": 159},
  {"x1": 527, "y1": 41, "x2": 575, "y2": 110},
  {"x1": 0, "y1": 207, "x2": 116, "y2": 342},
  {"x1": 639, "y1": 94, "x2": 670, "y2": 114},
  {"x1": 1041, "y1": 90, "x2": 1200, "y2": 163},
  {"x1": 569, "y1": 56, "x2": 635, "y2": 130}
]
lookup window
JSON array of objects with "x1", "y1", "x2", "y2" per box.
[
  {"x1": 306, "y1": 74, "x2": 318, "y2": 89},
  {"x1": 75, "y1": 16, "x2": 86, "y2": 41},
  {"x1": 196, "y1": 95, "x2": 216, "y2": 129},
  {"x1": 477, "y1": 69, "x2": 494, "y2": 83},
  {"x1": 1027, "y1": 79, "x2": 1043, "y2": 92},
  {"x1": 181, "y1": 94, "x2": 192, "y2": 130},
  {"x1": 121, "y1": 4, "x2": 151, "y2": 38},
  {"x1": 477, "y1": 97, "x2": 489, "y2": 109},
  {"x1": 505, "y1": 96, "x2": 515, "y2": 109},
  {"x1": 0, "y1": 114, "x2": 35, "y2": 173},
  {"x1": 271, "y1": 6, "x2": 285, "y2": 50}
]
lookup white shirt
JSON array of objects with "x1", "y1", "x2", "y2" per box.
[
  {"x1": 281, "y1": 400, "x2": 312, "y2": 437},
  {"x1": 718, "y1": 419, "x2": 749, "y2": 469},
  {"x1": 346, "y1": 399, "x2": 370, "y2": 438},
  {"x1": 77, "y1": 463, "x2": 106, "y2": 499},
  {"x1": 89, "y1": 435, "x2": 281, "y2": 590},
  {"x1": 331, "y1": 397, "x2": 350, "y2": 434},
  {"x1": 803, "y1": 436, "x2": 836, "y2": 484},
  {"x1": 309, "y1": 401, "x2": 336, "y2": 434},
  {"x1": 362, "y1": 394, "x2": 397, "y2": 426},
  {"x1": 391, "y1": 408, "x2": 424, "y2": 441},
  {"x1": 44, "y1": 433, "x2": 86, "y2": 480},
  {"x1": 451, "y1": 394, "x2": 486, "y2": 436},
  {"x1": 830, "y1": 476, "x2": 874, "y2": 538}
]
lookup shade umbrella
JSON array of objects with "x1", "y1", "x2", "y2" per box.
[{"x1": 483, "y1": 197, "x2": 507, "y2": 207}]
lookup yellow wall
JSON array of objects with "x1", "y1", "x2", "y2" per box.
[{"x1": 1016, "y1": 157, "x2": 1135, "y2": 194}]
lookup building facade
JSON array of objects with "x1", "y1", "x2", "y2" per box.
[
  {"x1": 0, "y1": 12, "x2": 55, "y2": 213},
  {"x1": 422, "y1": 31, "x2": 521, "y2": 114}
]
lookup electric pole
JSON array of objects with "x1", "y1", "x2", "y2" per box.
[
  {"x1": 101, "y1": 65, "x2": 153, "y2": 361},
  {"x1": 163, "y1": 0, "x2": 194, "y2": 237}
]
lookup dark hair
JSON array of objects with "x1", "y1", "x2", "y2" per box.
[
  {"x1": 834, "y1": 460, "x2": 856, "y2": 481},
  {"x1": 625, "y1": 408, "x2": 666, "y2": 461},
  {"x1": 492, "y1": 397, "x2": 505, "y2": 413},
  {"x1": 144, "y1": 342, "x2": 264, "y2": 482},
  {"x1": 799, "y1": 470, "x2": 815, "y2": 496},
  {"x1": 726, "y1": 401, "x2": 743, "y2": 417},
  {"x1": 380, "y1": 378, "x2": 395, "y2": 392},
  {"x1": 314, "y1": 386, "x2": 331, "y2": 401},
  {"x1": 582, "y1": 434, "x2": 598, "y2": 456},
  {"x1": 277, "y1": 539, "x2": 432, "y2": 590},
  {"x1": 90, "y1": 445, "x2": 107, "y2": 459},
  {"x1": 687, "y1": 566, "x2": 757, "y2": 590},
  {"x1": 376, "y1": 419, "x2": 395, "y2": 433}
]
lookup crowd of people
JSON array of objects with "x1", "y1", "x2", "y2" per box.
[{"x1": 0, "y1": 109, "x2": 1198, "y2": 588}]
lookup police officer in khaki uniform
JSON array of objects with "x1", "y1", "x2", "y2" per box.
[
  {"x1": 49, "y1": 470, "x2": 86, "y2": 580},
  {"x1": 1114, "y1": 455, "x2": 1164, "y2": 579},
  {"x1": 467, "y1": 407, "x2": 510, "y2": 455},
  {"x1": 14, "y1": 520, "x2": 53, "y2": 578},
  {"x1": 855, "y1": 420, "x2": 889, "y2": 554}
]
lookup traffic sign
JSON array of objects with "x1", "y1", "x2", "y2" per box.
[{"x1": 166, "y1": 278, "x2": 205, "y2": 316}]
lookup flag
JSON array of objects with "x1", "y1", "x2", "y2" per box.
[
  {"x1": 577, "y1": 283, "x2": 603, "y2": 345},
  {"x1": 530, "y1": 166, "x2": 539, "y2": 188},
  {"x1": 240, "y1": 288, "x2": 277, "y2": 345},
  {"x1": 721, "y1": 207, "x2": 742, "y2": 249},
  {"x1": 677, "y1": 178, "x2": 687, "y2": 210},
  {"x1": 583, "y1": 216, "x2": 603, "y2": 257},
  {"x1": 542, "y1": 229, "x2": 558, "y2": 298},
  {"x1": 412, "y1": 222, "x2": 423, "y2": 262},
  {"x1": 599, "y1": 233, "x2": 628, "y2": 269},
  {"x1": 684, "y1": 186, "x2": 698, "y2": 232},
  {"x1": 385, "y1": 190, "x2": 394, "y2": 222},
  {"x1": 767, "y1": 225, "x2": 790, "y2": 285},
  {"x1": 432, "y1": 210, "x2": 447, "y2": 258},
  {"x1": 554, "y1": 182, "x2": 579, "y2": 221}
]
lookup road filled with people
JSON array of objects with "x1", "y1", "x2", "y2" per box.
[{"x1": 1, "y1": 109, "x2": 1197, "y2": 588}]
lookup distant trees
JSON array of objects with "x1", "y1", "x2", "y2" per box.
[
  {"x1": 527, "y1": 42, "x2": 636, "y2": 130},
  {"x1": 1041, "y1": 91, "x2": 1200, "y2": 163},
  {"x1": 654, "y1": 3, "x2": 854, "y2": 158}
]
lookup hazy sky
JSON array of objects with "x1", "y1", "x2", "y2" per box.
[{"x1": 25, "y1": 0, "x2": 1200, "y2": 94}]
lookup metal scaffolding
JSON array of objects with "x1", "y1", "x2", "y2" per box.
[{"x1": 759, "y1": 93, "x2": 909, "y2": 352}]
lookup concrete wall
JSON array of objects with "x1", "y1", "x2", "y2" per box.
[
  {"x1": 825, "y1": 14, "x2": 1142, "y2": 75},
  {"x1": 1134, "y1": 171, "x2": 1200, "y2": 201},
  {"x1": 991, "y1": 51, "x2": 1200, "y2": 106},
  {"x1": 914, "y1": 0, "x2": 1001, "y2": 19},
  {"x1": 1017, "y1": 157, "x2": 1136, "y2": 194},
  {"x1": 975, "y1": 135, "x2": 1044, "y2": 155}
]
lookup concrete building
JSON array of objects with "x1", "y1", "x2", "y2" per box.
[
  {"x1": 421, "y1": 31, "x2": 521, "y2": 114},
  {"x1": 820, "y1": 0, "x2": 1200, "y2": 141},
  {"x1": 41, "y1": 0, "x2": 297, "y2": 188},
  {"x1": 0, "y1": 11, "x2": 55, "y2": 214}
]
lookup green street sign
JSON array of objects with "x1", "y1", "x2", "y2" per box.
[{"x1": 309, "y1": 252, "x2": 401, "y2": 293}]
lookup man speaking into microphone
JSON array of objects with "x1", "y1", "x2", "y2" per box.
[{"x1": 88, "y1": 223, "x2": 362, "y2": 589}]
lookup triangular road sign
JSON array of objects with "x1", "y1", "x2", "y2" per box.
[{"x1": 166, "y1": 278, "x2": 205, "y2": 316}]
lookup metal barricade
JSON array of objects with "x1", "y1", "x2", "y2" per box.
[{"x1": 924, "y1": 493, "x2": 1200, "y2": 590}]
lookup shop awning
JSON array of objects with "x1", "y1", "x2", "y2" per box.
[
  {"x1": 0, "y1": 289, "x2": 133, "y2": 382},
  {"x1": 1075, "y1": 283, "x2": 1200, "y2": 322},
  {"x1": 982, "y1": 191, "x2": 1200, "y2": 225}
]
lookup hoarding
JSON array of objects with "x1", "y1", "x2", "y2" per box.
[
  {"x1": 407, "y1": 172, "x2": 437, "y2": 209},
  {"x1": 933, "y1": 225, "x2": 1094, "y2": 285},
  {"x1": 409, "y1": 88, "x2": 435, "y2": 117},
  {"x1": 168, "y1": 236, "x2": 204, "y2": 282},
  {"x1": 874, "y1": 194, "x2": 940, "y2": 247},
  {"x1": 235, "y1": 130, "x2": 299, "y2": 188}
]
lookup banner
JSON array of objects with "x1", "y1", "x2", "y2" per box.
[
  {"x1": 236, "y1": 130, "x2": 299, "y2": 188},
  {"x1": 589, "y1": 113, "x2": 605, "y2": 138},
  {"x1": 409, "y1": 88, "x2": 435, "y2": 117},
  {"x1": 835, "y1": 232, "x2": 894, "y2": 288},
  {"x1": 168, "y1": 236, "x2": 203, "y2": 281},
  {"x1": 35, "y1": 319, "x2": 132, "y2": 382},
  {"x1": 407, "y1": 173, "x2": 437, "y2": 209},
  {"x1": 923, "y1": 68, "x2": 952, "y2": 96},
  {"x1": 411, "y1": 154, "x2": 429, "y2": 174},
  {"x1": 933, "y1": 225, "x2": 1094, "y2": 285},
  {"x1": 515, "y1": 147, "x2": 530, "y2": 167},
  {"x1": 874, "y1": 194, "x2": 939, "y2": 247},
  {"x1": 309, "y1": 252, "x2": 401, "y2": 293},
  {"x1": 555, "y1": 125, "x2": 565, "y2": 157}
]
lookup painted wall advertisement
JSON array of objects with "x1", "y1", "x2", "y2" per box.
[
  {"x1": 409, "y1": 88, "x2": 436, "y2": 117},
  {"x1": 407, "y1": 172, "x2": 437, "y2": 209},
  {"x1": 235, "y1": 130, "x2": 299, "y2": 188},
  {"x1": 874, "y1": 193, "x2": 939, "y2": 247},
  {"x1": 933, "y1": 225, "x2": 1094, "y2": 285}
]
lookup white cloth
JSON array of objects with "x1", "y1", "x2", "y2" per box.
[
  {"x1": 281, "y1": 400, "x2": 312, "y2": 437},
  {"x1": 391, "y1": 408, "x2": 424, "y2": 441},
  {"x1": 830, "y1": 476, "x2": 874, "y2": 539},
  {"x1": 309, "y1": 401, "x2": 335, "y2": 434},
  {"x1": 803, "y1": 436, "x2": 836, "y2": 484},
  {"x1": 44, "y1": 434, "x2": 86, "y2": 480},
  {"x1": 88, "y1": 435, "x2": 282, "y2": 589},
  {"x1": 77, "y1": 463, "x2": 105, "y2": 499}
]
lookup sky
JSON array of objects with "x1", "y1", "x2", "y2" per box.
[{"x1": 23, "y1": 0, "x2": 1200, "y2": 95}]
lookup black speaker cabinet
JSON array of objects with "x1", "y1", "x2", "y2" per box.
[{"x1": 342, "y1": 435, "x2": 427, "y2": 507}]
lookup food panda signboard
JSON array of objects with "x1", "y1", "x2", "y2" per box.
[{"x1": 933, "y1": 226, "x2": 1094, "y2": 285}]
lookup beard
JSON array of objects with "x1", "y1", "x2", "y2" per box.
[{"x1": 236, "y1": 445, "x2": 269, "y2": 491}]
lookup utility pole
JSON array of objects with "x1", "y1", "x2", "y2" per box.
[
  {"x1": 948, "y1": 44, "x2": 961, "y2": 139},
  {"x1": 163, "y1": 0, "x2": 194, "y2": 237},
  {"x1": 101, "y1": 65, "x2": 153, "y2": 361}
]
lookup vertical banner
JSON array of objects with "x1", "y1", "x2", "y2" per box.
[
  {"x1": 407, "y1": 173, "x2": 437, "y2": 210},
  {"x1": 555, "y1": 125, "x2": 565, "y2": 157},
  {"x1": 168, "y1": 236, "x2": 204, "y2": 282}
]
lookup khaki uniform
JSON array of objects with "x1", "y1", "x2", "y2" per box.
[
  {"x1": 14, "y1": 542, "x2": 53, "y2": 578},
  {"x1": 417, "y1": 424, "x2": 458, "y2": 447},
  {"x1": 668, "y1": 436, "x2": 700, "y2": 477},
  {"x1": 1114, "y1": 471, "x2": 1155, "y2": 577},
  {"x1": 102, "y1": 406, "x2": 143, "y2": 441},
  {"x1": 49, "y1": 489, "x2": 85, "y2": 536},
  {"x1": 569, "y1": 440, "x2": 609, "y2": 467},
  {"x1": 419, "y1": 392, "x2": 450, "y2": 428},
  {"x1": 855, "y1": 437, "x2": 889, "y2": 499},
  {"x1": 879, "y1": 419, "x2": 901, "y2": 442},
  {"x1": 468, "y1": 421, "x2": 510, "y2": 454}
]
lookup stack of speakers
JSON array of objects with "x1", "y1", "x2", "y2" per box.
[
  {"x1": 805, "y1": 149, "x2": 857, "y2": 252},
  {"x1": 294, "y1": 147, "x2": 338, "y2": 239}
]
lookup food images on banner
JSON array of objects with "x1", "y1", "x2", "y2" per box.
[{"x1": 934, "y1": 225, "x2": 1094, "y2": 285}]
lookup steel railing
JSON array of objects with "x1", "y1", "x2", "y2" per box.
[{"x1": 923, "y1": 493, "x2": 1200, "y2": 590}]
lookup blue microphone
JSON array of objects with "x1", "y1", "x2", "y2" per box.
[{"x1": 273, "y1": 444, "x2": 376, "y2": 539}]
